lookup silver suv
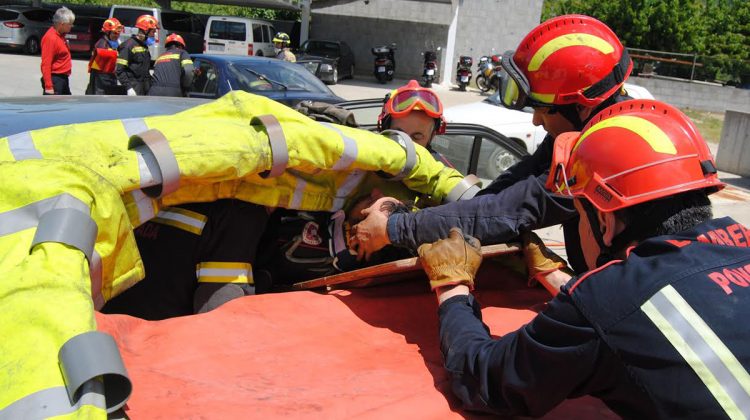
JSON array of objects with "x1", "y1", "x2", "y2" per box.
[{"x1": 0, "y1": 6, "x2": 53, "y2": 54}]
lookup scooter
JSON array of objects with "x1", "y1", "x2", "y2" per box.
[
  {"x1": 372, "y1": 43, "x2": 396, "y2": 84},
  {"x1": 476, "y1": 54, "x2": 502, "y2": 93},
  {"x1": 421, "y1": 50, "x2": 438, "y2": 88},
  {"x1": 455, "y1": 55, "x2": 473, "y2": 91}
]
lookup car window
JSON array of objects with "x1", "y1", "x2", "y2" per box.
[
  {"x1": 229, "y1": 22, "x2": 245, "y2": 41},
  {"x1": 303, "y1": 41, "x2": 340, "y2": 57},
  {"x1": 229, "y1": 61, "x2": 330, "y2": 93},
  {"x1": 0, "y1": 10, "x2": 20, "y2": 20},
  {"x1": 210, "y1": 21, "x2": 245, "y2": 41},
  {"x1": 430, "y1": 134, "x2": 473, "y2": 175},
  {"x1": 476, "y1": 137, "x2": 522, "y2": 182},
  {"x1": 22, "y1": 9, "x2": 53, "y2": 22},
  {"x1": 190, "y1": 60, "x2": 219, "y2": 96},
  {"x1": 161, "y1": 12, "x2": 193, "y2": 32},
  {"x1": 264, "y1": 25, "x2": 273, "y2": 43},
  {"x1": 252, "y1": 24, "x2": 263, "y2": 43},
  {"x1": 112, "y1": 9, "x2": 151, "y2": 27}
]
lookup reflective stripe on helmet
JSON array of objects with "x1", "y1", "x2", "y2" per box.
[{"x1": 527, "y1": 33, "x2": 615, "y2": 72}]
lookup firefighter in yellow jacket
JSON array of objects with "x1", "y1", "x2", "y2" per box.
[
  {"x1": 149, "y1": 33, "x2": 194, "y2": 97},
  {"x1": 86, "y1": 18, "x2": 123, "y2": 95}
]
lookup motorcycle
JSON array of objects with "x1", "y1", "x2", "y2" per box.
[
  {"x1": 476, "y1": 54, "x2": 502, "y2": 93},
  {"x1": 372, "y1": 43, "x2": 396, "y2": 84},
  {"x1": 421, "y1": 50, "x2": 438, "y2": 88},
  {"x1": 455, "y1": 55, "x2": 473, "y2": 91}
]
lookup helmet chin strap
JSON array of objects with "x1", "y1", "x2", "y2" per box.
[{"x1": 581, "y1": 199, "x2": 644, "y2": 267}]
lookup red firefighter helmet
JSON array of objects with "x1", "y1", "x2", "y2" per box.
[
  {"x1": 135, "y1": 14, "x2": 159, "y2": 32},
  {"x1": 499, "y1": 15, "x2": 632, "y2": 110},
  {"x1": 101, "y1": 18, "x2": 123, "y2": 34},
  {"x1": 546, "y1": 99, "x2": 724, "y2": 212},
  {"x1": 165, "y1": 33, "x2": 185, "y2": 48}
]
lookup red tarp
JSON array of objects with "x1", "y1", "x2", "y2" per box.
[{"x1": 96, "y1": 260, "x2": 617, "y2": 419}]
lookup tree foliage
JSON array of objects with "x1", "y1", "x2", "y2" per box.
[{"x1": 543, "y1": 0, "x2": 749, "y2": 85}]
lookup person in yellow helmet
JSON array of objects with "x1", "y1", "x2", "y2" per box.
[{"x1": 273, "y1": 32, "x2": 296, "y2": 62}]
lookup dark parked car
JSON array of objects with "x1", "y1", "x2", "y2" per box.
[
  {"x1": 295, "y1": 39, "x2": 355, "y2": 85},
  {"x1": 0, "y1": 6, "x2": 53, "y2": 54},
  {"x1": 65, "y1": 15, "x2": 105, "y2": 55},
  {"x1": 188, "y1": 54, "x2": 345, "y2": 106}
]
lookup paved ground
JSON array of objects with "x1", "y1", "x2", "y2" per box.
[{"x1": 2, "y1": 49, "x2": 748, "y2": 263}]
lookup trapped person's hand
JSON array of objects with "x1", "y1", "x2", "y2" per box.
[{"x1": 418, "y1": 227, "x2": 482, "y2": 290}]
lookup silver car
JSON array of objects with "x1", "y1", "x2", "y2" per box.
[{"x1": 0, "y1": 6, "x2": 53, "y2": 55}]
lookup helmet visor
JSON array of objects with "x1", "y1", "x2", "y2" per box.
[
  {"x1": 387, "y1": 89, "x2": 443, "y2": 119},
  {"x1": 499, "y1": 50, "x2": 555, "y2": 110}
]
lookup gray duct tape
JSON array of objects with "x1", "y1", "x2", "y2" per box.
[
  {"x1": 128, "y1": 129, "x2": 180, "y2": 198},
  {"x1": 252, "y1": 114, "x2": 288, "y2": 178},
  {"x1": 446, "y1": 175, "x2": 482, "y2": 202},
  {"x1": 30, "y1": 208, "x2": 97, "y2": 263},
  {"x1": 58, "y1": 331, "x2": 132, "y2": 413},
  {"x1": 379, "y1": 130, "x2": 416, "y2": 181}
]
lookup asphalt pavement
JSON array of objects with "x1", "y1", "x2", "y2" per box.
[{"x1": 1, "y1": 49, "x2": 748, "y2": 263}]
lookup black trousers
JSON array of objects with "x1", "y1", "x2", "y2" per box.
[{"x1": 41, "y1": 74, "x2": 71, "y2": 95}]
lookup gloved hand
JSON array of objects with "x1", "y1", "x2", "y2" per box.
[
  {"x1": 521, "y1": 231, "x2": 571, "y2": 286},
  {"x1": 127, "y1": 88, "x2": 137, "y2": 96},
  {"x1": 418, "y1": 227, "x2": 482, "y2": 290}
]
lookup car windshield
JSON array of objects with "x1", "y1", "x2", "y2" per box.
[
  {"x1": 302, "y1": 41, "x2": 339, "y2": 57},
  {"x1": 228, "y1": 61, "x2": 331, "y2": 93}
]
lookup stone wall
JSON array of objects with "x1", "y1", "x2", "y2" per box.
[{"x1": 630, "y1": 76, "x2": 750, "y2": 113}]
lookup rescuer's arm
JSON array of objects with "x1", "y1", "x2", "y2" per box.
[
  {"x1": 520, "y1": 231, "x2": 573, "y2": 295},
  {"x1": 180, "y1": 51, "x2": 194, "y2": 91},
  {"x1": 115, "y1": 43, "x2": 133, "y2": 90},
  {"x1": 477, "y1": 134, "x2": 555, "y2": 196},
  {"x1": 387, "y1": 174, "x2": 576, "y2": 251},
  {"x1": 40, "y1": 33, "x2": 55, "y2": 93},
  {"x1": 437, "y1": 291, "x2": 609, "y2": 416}
]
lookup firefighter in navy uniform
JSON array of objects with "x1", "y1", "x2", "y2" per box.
[
  {"x1": 86, "y1": 18, "x2": 122, "y2": 95},
  {"x1": 351, "y1": 15, "x2": 636, "y2": 274},
  {"x1": 102, "y1": 200, "x2": 269, "y2": 320},
  {"x1": 116, "y1": 14, "x2": 157, "y2": 96},
  {"x1": 416, "y1": 99, "x2": 750, "y2": 418},
  {"x1": 149, "y1": 33, "x2": 194, "y2": 97}
]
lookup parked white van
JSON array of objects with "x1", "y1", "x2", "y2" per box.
[{"x1": 204, "y1": 16, "x2": 275, "y2": 57}]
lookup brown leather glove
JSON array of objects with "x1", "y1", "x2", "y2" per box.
[
  {"x1": 521, "y1": 231, "x2": 571, "y2": 286},
  {"x1": 417, "y1": 228, "x2": 482, "y2": 290}
]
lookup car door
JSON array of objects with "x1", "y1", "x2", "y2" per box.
[
  {"x1": 187, "y1": 59, "x2": 221, "y2": 99},
  {"x1": 338, "y1": 99, "x2": 529, "y2": 187}
]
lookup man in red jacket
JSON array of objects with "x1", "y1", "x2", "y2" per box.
[{"x1": 40, "y1": 7, "x2": 75, "y2": 95}]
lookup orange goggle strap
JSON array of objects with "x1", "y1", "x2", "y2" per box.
[
  {"x1": 385, "y1": 88, "x2": 443, "y2": 119},
  {"x1": 546, "y1": 131, "x2": 580, "y2": 194}
]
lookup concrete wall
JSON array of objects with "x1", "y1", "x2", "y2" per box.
[
  {"x1": 311, "y1": 14, "x2": 449, "y2": 79},
  {"x1": 629, "y1": 76, "x2": 750, "y2": 113},
  {"x1": 454, "y1": 0, "x2": 542, "y2": 65},
  {"x1": 311, "y1": 0, "x2": 542, "y2": 82},
  {"x1": 716, "y1": 111, "x2": 750, "y2": 177}
]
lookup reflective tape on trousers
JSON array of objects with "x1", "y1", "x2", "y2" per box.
[{"x1": 320, "y1": 122, "x2": 358, "y2": 171}]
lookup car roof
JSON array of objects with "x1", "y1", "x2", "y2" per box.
[
  {"x1": 190, "y1": 54, "x2": 281, "y2": 65},
  {"x1": 110, "y1": 5, "x2": 156, "y2": 11},
  {"x1": 0, "y1": 96, "x2": 210, "y2": 138},
  {"x1": 1, "y1": 6, "x2": 48, "y2": 12}
]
